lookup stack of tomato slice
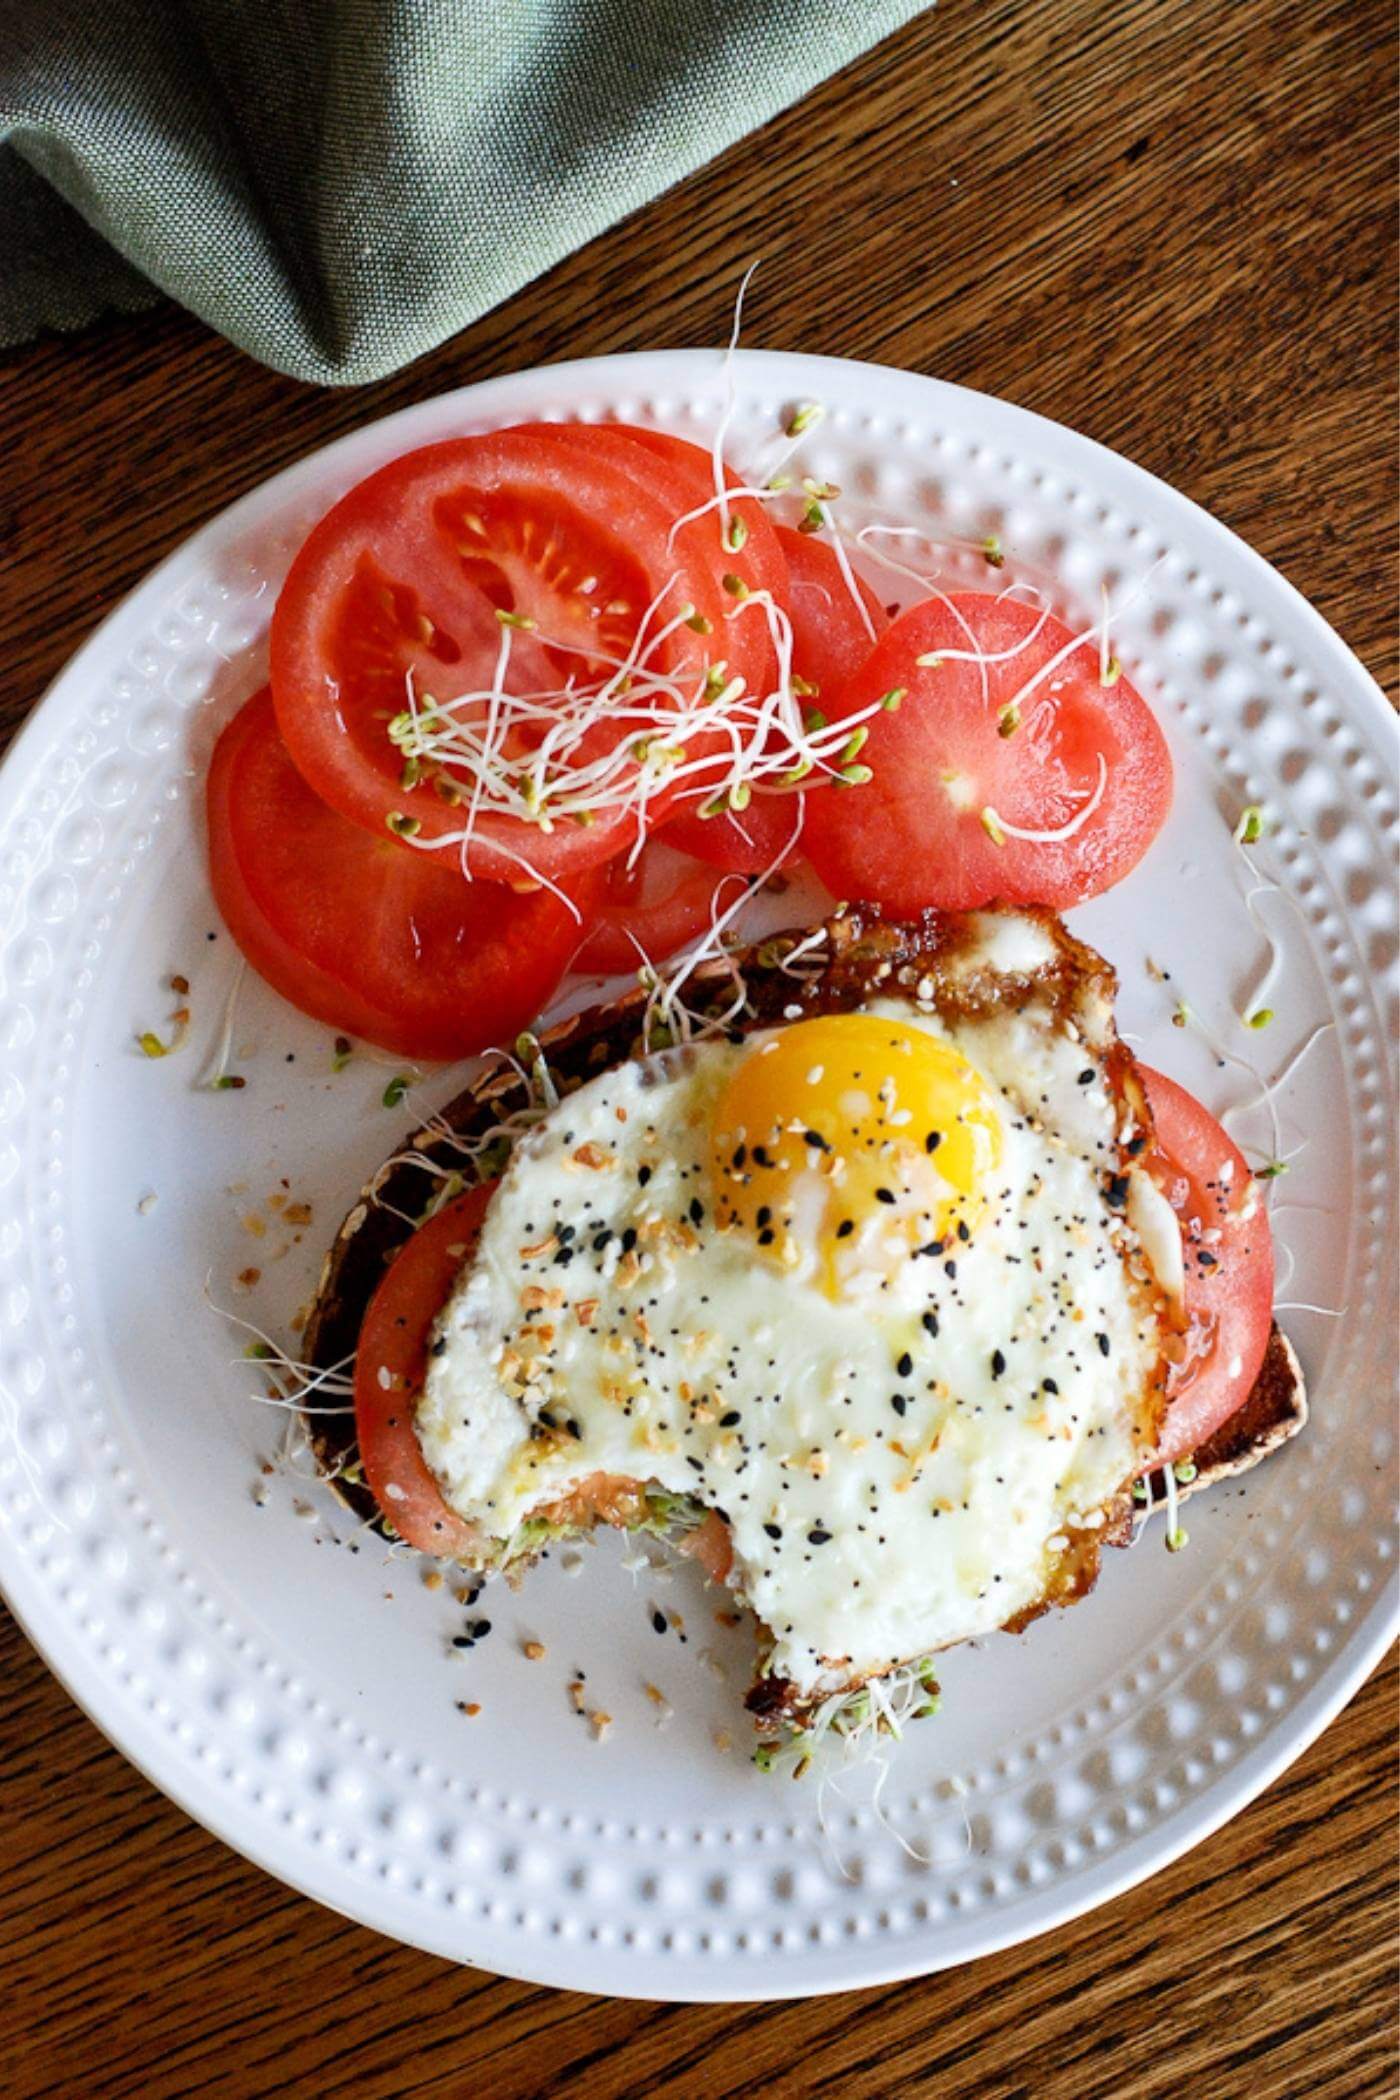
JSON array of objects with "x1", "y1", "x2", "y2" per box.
[{"x1": 209, "y1": 420, "x2": 1173, "y2": 1061}]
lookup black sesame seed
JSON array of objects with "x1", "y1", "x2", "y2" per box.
[
  {"x1": 1042, "y1": 1377, "x2": 1059, "y2": 1394},
  {"x1": 689, "y1": 1198, "x2": 705, "y2": 1225},
  {"x1": 925, "y1": 1131, "x2": 943, "y2": 1153},
  {"x1": 1105, "y1": 1174, "x2": 1130, "y2": 1209},
  {"x1": 991, "y1": 1349, "x2": 1006, "y2": 1378},
  {"x1": 803, "y1": 1129, "x2": 829, "y2": 1150},
  {"x1": 836, "y1": 1219, "x2": 855, "y2": 1239},
  {"x1": 896, "y1": 1351, "x2": 913, "y2": 1378},
  {"x1": 892, "y1": 1393, "x2": 908, "y2": 1416},
  {"x1": 875, "y1": 1187, "x2": 896, "y2": 1205},
  {"x1": 764, "y1": 1522, "x2": 782, "y2": 1540},
  {"x1": 651, "y1": 1609, "x2": 667, "y2": 1634},
  {"x1": 720, "y1": 1409, "x2": 741, "y2": 1428},
  {"x1": 956, "y1": 1219, "x2": 971, "y2": 1243},
  {"x1": 1077, "y1": 1068, "x2": 1096, "y2": 1086},
  {"x1": 1096, "y1": 1332, "x2": 1111, "y2": 1357},
  {"x1": 807, "y1": 1528, "x2": 832, "y2": 1546}
]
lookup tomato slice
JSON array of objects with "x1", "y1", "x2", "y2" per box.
[
  {"x1": 661, "y1": 791, "x2": 809, "y2": 877},
  {"x1": 802, "y1": 593, "x2": 1173, "y2": 911},
  {"x1": 574, "y1": 838, "x2": 731, "y2": 974},
  {"x1": 546, "y1": 424, "x2": 788, "y2": 698},
  {"x1": 355, "y1": 1187, "x2": 495, "y2": 1557},
  {"x1": 775, "y1": 524, "x2": 890, "y2": 696},
  {"x1": 208, "y1": 691, "x2": 590, "y2": 1060},
  {"x1": 677, "y1": 1508, "x2": 734, "y2": 1583},
  {"x1": 208, "y1": 706, "x2": 409, "y2": 1049},
  {"x1": 269, "y1": 427, "x2": 731, "y2": 882},
  {"x1": 1138, "y1": 1066, "x2": 1275, "y2": 1464},
  {"x1": 664, "y1": 526, "x2": 889, "y2": 874}
]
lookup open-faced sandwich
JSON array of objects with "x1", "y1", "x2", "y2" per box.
[{"x1": 302, "y1": 906, "x2": 1305, "y2": 1751}]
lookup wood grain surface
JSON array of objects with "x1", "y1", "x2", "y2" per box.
[{"x1": 2, "y1": 1, "x2": 1396, "y2": 2094}]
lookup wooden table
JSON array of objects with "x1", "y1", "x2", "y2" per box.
[{"x1": 3, "y1": 3, "x2": 1395, "y2": 2093}]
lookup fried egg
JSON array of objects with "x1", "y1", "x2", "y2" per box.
[{"x1": 417, "y1": 910, "x2": 1180, "y2": 1703}]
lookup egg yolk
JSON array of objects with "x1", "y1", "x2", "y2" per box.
[{"x1": 708, "y1": 1014, "x2": 1003, "y2": 1297}]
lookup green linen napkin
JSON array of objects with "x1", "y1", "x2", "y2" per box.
[{"x1": 1, "y1": 0, "x2": 927, "y2": 385}]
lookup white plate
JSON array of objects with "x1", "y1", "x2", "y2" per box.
[{"x1": 1, "y1": 351, "x2": 1395, "y2": 2000}]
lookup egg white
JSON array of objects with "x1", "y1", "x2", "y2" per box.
[{"x1": 417, "y1": 915, "x2": 1174, "y2": 1698}]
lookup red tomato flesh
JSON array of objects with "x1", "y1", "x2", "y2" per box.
[
  {"x1": 269, "y1": 427, "x2": 730, "y2": 882},
  {"x1": 677, "y1": 1508, "x2": 734, "y2": 1583},
  {"x1": 776, "y1": 524, "x2": 889, "y2": 697},
  {"x1": 1139, "y1": 1066, "x2": 1276, "y2": 1464},
  {"x1": 555, "y1": 423, "x2": 789, "y2": 872},
  {"x1": 665, "y1": 526, "x2": 889, "y2": 874},
  {"x1": 574, "y1": 838, "x2": 731, "y2": 975},
  {"x1": 662, "y1": 787, "x2": 809, "y2": 877},
  {"x1": 354, "y1": 1187, "x2": 495, "y2": 1558},
  {"x1": 546, "y1": 423, "x2": 788, "y2": 702},
  {"x1": 208, "y1": 690, "x2": 589, "y2": 1060},
  {"x1": 803, "y1": 593, "x2": 1173, "y2": 911}
]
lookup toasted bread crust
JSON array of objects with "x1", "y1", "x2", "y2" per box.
[
  {"x1": 1178, "y1": 1322, "x2": 1307, "y2": 1489},
  {"x1": 301, "y1": 906, "x2": 1307, "y2": 1717}
]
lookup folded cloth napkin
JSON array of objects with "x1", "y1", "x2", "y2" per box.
[{"x1": 1, "y1": 0, "x2": 927, "y2": 385}]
